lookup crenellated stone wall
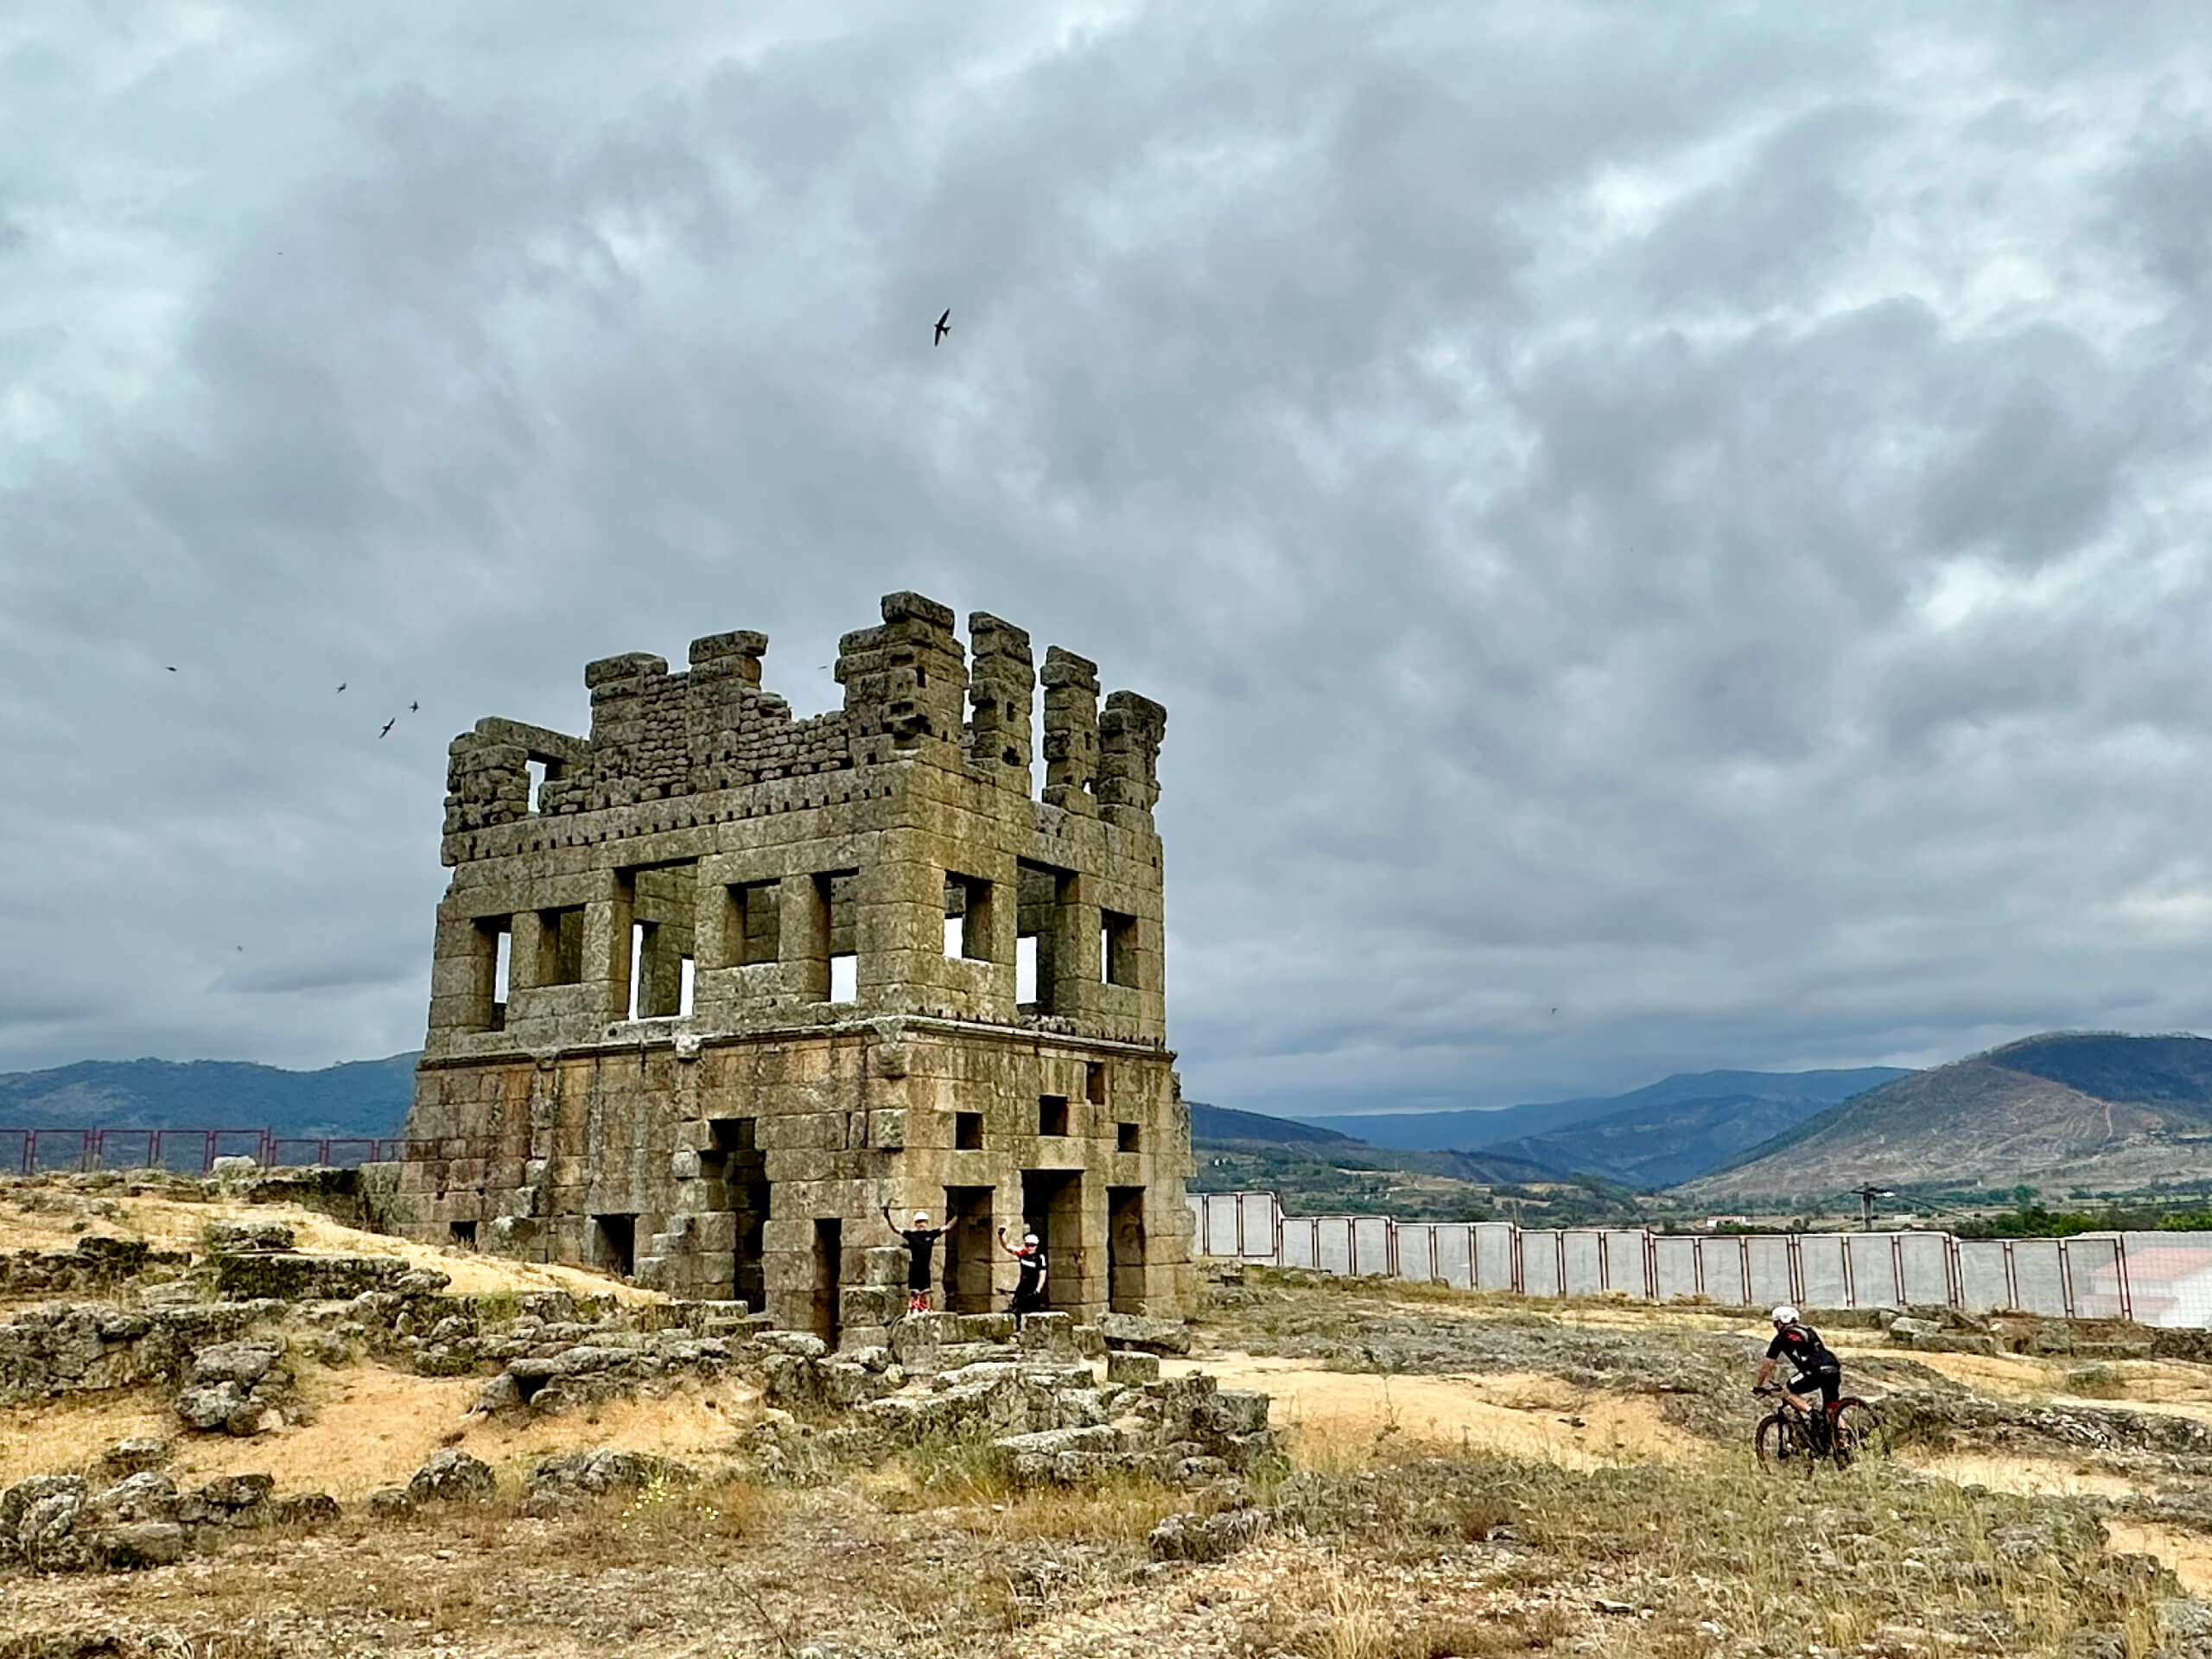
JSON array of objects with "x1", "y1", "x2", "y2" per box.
[{"x1": 397, "y1": 592, "x2": 1192, "y2": 1336}]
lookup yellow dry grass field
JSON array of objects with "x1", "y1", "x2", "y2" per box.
[
  {"x1": 1164, "y1": 1353, "x2": 1702, "y2": 1468},
  {"x1": 0, "y1": 1186, "x2": 657, "y2": 1303},
  {"x1": 0, "y1": 1363, "x2": 760, "y2": 1497}
]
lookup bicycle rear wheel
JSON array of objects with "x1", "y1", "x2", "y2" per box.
[
  {"x1": 1830, "y1": 1399, "x2": 1887, "y2": 1465},
  {"x1": 1754, "y1": 1412, "x2": 1798, "y2": 1467}
]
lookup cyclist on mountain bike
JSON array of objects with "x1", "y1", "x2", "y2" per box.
[{"x1": 1753, "y1": 1305, "x2": 1843, "y2": 1446}]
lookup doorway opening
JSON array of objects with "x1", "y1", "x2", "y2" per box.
[
  {"x1": 811, "y1": 1218, "x2": 843, "y2": 1345},
  {"x1": 590, "y1": 1214, "x2": 636, "y2": 1277},
  {"x1": 1020, "y1": 1170, "x2": 1083, "y2": 1313},
  {"x1": 1109, "y1": 1186, "x2": 1147, "y2": 1314},
  {"x1": 943, "y1": 1185, "x2": 995, "y2": 1313},
  {"x1": 701, "y1": 1117, "x2": 769, "y2": 1311}
]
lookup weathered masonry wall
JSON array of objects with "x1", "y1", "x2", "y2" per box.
[{"x1": 397, "y1": 593, "x2": 1194, "y2": 1332}]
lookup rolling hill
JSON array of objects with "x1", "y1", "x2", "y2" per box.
[
  {"x1": 1293, "y1": 1066, "x2": 1909, "y2": 1185},
  {"x1": 1681, "y1": 1033, "x2": 2212, "y2": 1201},
  {"x1": 0, "y1": 1054, "x2": 417, "y2": 1139}
]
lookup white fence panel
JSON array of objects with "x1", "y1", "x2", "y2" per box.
[
  {"x1": 1601, "y1": 1231, "x2": 1649, "y2": 1298},
  {"x1": 2063, "y1": 1236, "x2": 2126, "y2": 1320},
  {"x1": 1314, "y1": 1217, "x2": 1354, "y2": 1274},
  {"x1": 1561, "y1": 1231, "x2": 1604, "y2": 1295},
  {"x1": 1841, "y1": 1235, "x2": 1901, "y2": 1307},
  {"x1": 1350, "y1": 1217, "x2": 1392, "y2": 1276},
  {"x1": 2010, "y1": 1241, "x2": 2068, "y2": 1315},
  {"x1": 1522, "y1": 1231, "x2": 1564, "y2": 1298},
  {"x1": 1237, "y1": 1193, "x2": 1279, "y2": 1259},
  {"x1": 1433, "y1": 1224, "x2": 1475, "y2": 1288},
  {"x1": 1700, "y1": 1237, "x2": 1748, "y2": 1306},
  {"x1": 1745, "y1": 1236, "x2": 1795, "y2": 1308},
  {"x1": 1278, "y1": 1216, "x2": 1319, "y2": 1270},
  {"x1": 1799, "y1": 1235, "x2": 1851, "y2": 1308},
  {"x1": 1203, "y1": 1196, "x2": 1242, "y2": 1259},
  {"x1": 1654, "y1": 1236, "x2": 1701, "y2": 1301},
  {"x1": 1474, "y1": 1224, "x2": 1516, "y2": 1291},
  {"x1": 1397, "y1": 1224, "x2": 1436, "y2": 1283},
  {"x1": 1955, "y1": 1241, "x2": 2012, "y2": 1312},
  {"x1": 1897, "y1": 1233, "x2": 1953, "y2": 1305},
  {"x1": 2112, "y1": 1233, "x2": 2212, "y2": 1326}
]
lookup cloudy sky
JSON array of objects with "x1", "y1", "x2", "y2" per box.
[{"x1": 7, "y1": 3, "x2": 2212, "y2": 1117}]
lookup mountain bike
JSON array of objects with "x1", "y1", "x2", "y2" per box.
[{"x1": 1753, "y1": 1384, "x2": 1887, "y2": 1470}]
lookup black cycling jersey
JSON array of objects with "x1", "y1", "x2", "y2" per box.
[
  {"x1": 1014, "y1": 1246, "x2": 1047, "y2": 1295},
  {"x1": 897, "y1": 1228, "x2": 944, "y2": 1290},
  {"x1": 1767, "y1": 1322, "x2": 1840, "y2": 1374}
]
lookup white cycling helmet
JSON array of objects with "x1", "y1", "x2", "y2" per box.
[{"x1": 1770, "y1": 1305, "x2": 1799, "y2": 1325}]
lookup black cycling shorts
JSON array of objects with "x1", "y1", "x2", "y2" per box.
[{"x1": 1790, "y1": 1366, "x2": 1841, "y2": 1408}]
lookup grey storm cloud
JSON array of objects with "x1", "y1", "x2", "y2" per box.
[{"x1": 6, "y1": 2, "x2": 2212, "y2": 1118}]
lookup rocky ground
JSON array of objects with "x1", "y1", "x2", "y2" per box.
[{"x1": 9, "y1": 1174, "x2": 2212, "y2": 1656}]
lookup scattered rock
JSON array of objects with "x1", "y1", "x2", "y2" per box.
[
  {"x1": 409, "y1": 1448, "x2": 495, "y2": 1504},
  {"x1": 96, "y1": 1437, "x2": 172, "y2": 1478},
  {"x1": 204, "y1": 1220, "x2": 296, "y2": 1254},
  {"x1": 524, "y1": 1450, "x2": 696, "y2": 1508},
  {"x1": 1096, "y1": 1313, "x2": 1192, "y2": 1356},
  {"x1": 365, "y1": 1486, "x2": 417, "y2": 1520},
  {"x1": 1147, "y1": 1507, "x2": 1272, "y2": 1562}
]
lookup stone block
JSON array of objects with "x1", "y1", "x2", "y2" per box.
[
  {"x1": 861, "y1": 1246, "x2": 907, "y2": 1287},
  {"x1": 1106, "y1": 1350, "x2": 1160, "y2": 1385}
]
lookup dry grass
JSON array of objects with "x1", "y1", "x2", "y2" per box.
[{"x1": 0, "y1": 1185, "x2": 656, "y2": 1304}]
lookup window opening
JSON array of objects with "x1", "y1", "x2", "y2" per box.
[
  {"x1": 944, "y1": 872, "x2": 994, "y2": 962},
  {"x1": 1015, "y1": 936, "x2": 1039, "y2": 1005},
  {"x1": 1117, "y1": 1122, "x2": 1141, "y2": 1154},
  {"x1": 1085, "y1": 1062, "x2": 1107, "y2": 1105},
  {"x1": 1038, "y1": 1095, "x2": 1069, "y2": 1137},
  {"x1": 956, "y1": 1111, "x2": 983, "y2": 1151},
  {"x1": 449, "y1": 1220, "x2": 478, "y2": 1248},
  {"x1": 537, "y1": 906, "x2": 585, "y2": 985},
  {"x1": 678, "y1": 955, "x2": 695, "y2": 1016},
  {"x1": 1016, "y1": 860, "x2": 1073, "y2": 1013},
  {"x1": 1103, "y1": 910, "x2": 1138, "y2": 988},
  {"x1": 627, "y1": 922, "x2": 650, "y2": 1020},
  {"x1": 732, "y1": 881, "x2": 780, "y2": 966},
  {"x1": 830, "y1": 953, "x2": 858, "y2": 1002},
  {"x1": 471, "y1": 915, "x2": 512, "y2": 1033},
  {"x1": 525, "y1": 760, "x2": 548, "y2": 814}
]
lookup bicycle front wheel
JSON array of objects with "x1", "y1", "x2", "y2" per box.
[
  {"x1": 1831, "y1": 1399, "x2": 1888, "y2": 1465},
  {"x1": 1755, "y1": 1413, "x2": 1797, "y2": 1467}
]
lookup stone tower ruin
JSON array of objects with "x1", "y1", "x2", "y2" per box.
[{"x1": 391, "y1": 592, "x2": 1194, "y2": 1335}]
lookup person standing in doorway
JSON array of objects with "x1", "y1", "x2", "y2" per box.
[
  {"x1": 998, "y1": 1226, "x2": 1046, "y2": 1326},
  {"x1": 881, "y1": 1205, "x2": 947, "y2": 1315}
]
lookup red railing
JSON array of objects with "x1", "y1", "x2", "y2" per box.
[{"x1": 0, "y1": 1128, "x2": 410, "y2": 1175}]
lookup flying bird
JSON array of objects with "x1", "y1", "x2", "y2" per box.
[
  {"x1": 165, "y1": 665, "x2": 177, "y2": 673},
  {"x1": 379, "y1": 718, "x2": 396, "y2": 738},
  {"x1": 409, "y1": 701, "x2": 419, "y2": 713},
  {"x1": 933, "y1": 308, "x2": 950, "y2": 346},
  {"x1": 336, "y1": 683, "x2": 346, "y2": 693}
]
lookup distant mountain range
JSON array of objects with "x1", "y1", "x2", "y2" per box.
[
  {"x1": 1681, "y1": 1033, "x2": 2212, "y2": 1201},
  {"x1": 1290, "y1": 1067, "x2": 1909, "y2": 1187},
  {"x1": 0, "y1": 1054, "x2": 417, "y2": 1139},
  {"x1": 22, "y1": 1036, "x2": 2209, "y2": 1203}
]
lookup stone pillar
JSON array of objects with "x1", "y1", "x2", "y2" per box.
[{"x1": 1040, "y1": 647, "x2": 1098, "y2": 813}]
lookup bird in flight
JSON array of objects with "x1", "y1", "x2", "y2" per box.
[
  {"x1": 165, "y1": 665, "x2": 177, "y2": 673},
  {"x1": 934, "y1": 308, "x2": 950, "y2": 346},
  {"x1": 409, "y1": 701, "x2": 419, "y2": 713},
  {"x1": 336, "y1": 683, "x2": 347, "y2": 693},
  {"x1": 379, "y1": 718, "x2": 396, "y2": 738}
]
